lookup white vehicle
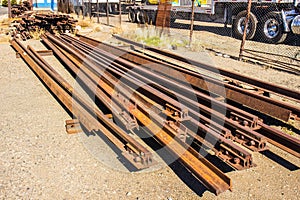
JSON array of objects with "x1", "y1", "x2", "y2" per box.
[{"x1": 127, "y1": 0, "x2": 300, "y2": 43}]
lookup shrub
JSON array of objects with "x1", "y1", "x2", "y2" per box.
[{"x1": 2, "y1": 0, "x2": 18, "y2": 7}]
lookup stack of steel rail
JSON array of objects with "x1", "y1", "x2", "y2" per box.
[
  {"x1": 10, "y1": 33, "x2": 300, "y2": 195},
  {"x1": 76, "y1": 33, "x2": 300, "y2": 158},
  {"x1": 11, "y1": 1, "x2": 33, "y2": 18},
  {"x1": 10, "y1": 13, "x2": 77, "y2": 40}
]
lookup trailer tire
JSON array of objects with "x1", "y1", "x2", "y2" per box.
[
  {"x1": 128, "y1": 9, "x2": 136, "y2": 23},
  {"x1": 136, "y1": 10, "x2": 150, "y2": 24},
  {"x1": 149, "y1": 12, "x2": 157, "y2": 25},
  {"x1": 257, "y1": 12, "x2": 287, "y2": 44},
  {"x1": 232, "y1": 10, "x2": 257, "y2": 40},
  {"x1": 143, "y1": 11, "x2": 150, "y2": 24}
]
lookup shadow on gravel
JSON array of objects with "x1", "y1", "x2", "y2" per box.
[
  {"x1": 168, "y1": 160, "x2": 208, "y2": 196},
  {"x1": 136, "y1": 127, "x2": 233, "y2": 196},
  {"x1": 93, "y1": 129, "x2": 140, "y2": 172},
  {"x1": 261, "y1": 150, "x2": 299, "y2": 171},
  {"x1": 80, "y1": 124, "x2": 225, "y2": 196},
  {"x1": 171, "y1": 22, "x2": 232, "y2": 37}
]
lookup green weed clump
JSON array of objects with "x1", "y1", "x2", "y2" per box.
[
  {"x1": 143, "y1": 36, "x2": 161, "y2": 46},
  {"x1": 2, "y1": 0, "x2": 18, "y2": 7}
]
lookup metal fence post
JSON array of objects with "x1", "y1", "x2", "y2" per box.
[
  {"x1": 97, "y1": 0, "x2": 100, "y2": 23},
  {"x1": 89, "y1": 0, "x2": 92, "y2": 19},
  {"x1": 239, "y1": 0, "x2": 252, "y2": 60},
  {"x1": 106, "y1": 0, "x2": 110, "y2": 25},
  {"x1": 8, "y1": 0, "x2": 12, "y2": 18},
  {"x1": 119, "y1": 0, "x2": 122, "y2": 27},
  {"x1": 189, "y1": 0, "x2": 195, "y2": 47}
]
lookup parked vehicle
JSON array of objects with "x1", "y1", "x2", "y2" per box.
[{"x1": 127, "y1": 0, "x2": 300, "y2": 43}]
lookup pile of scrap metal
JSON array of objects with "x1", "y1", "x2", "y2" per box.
[
  {"x1": 11, "y1": 1, "x2": 33, "y2": 18},
  {"x1": 9, "y1": 13, "x2": 78, "y2": 40}
]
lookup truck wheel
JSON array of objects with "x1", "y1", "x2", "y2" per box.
[
  {"x1": 136, "y1": 10, "x2": 143, "y2": 24},
  {"x1": 142, "y1": 11, "x2": 150, "y2": 24},
  {"x1": 136, "y1": 10, "x2": 149, "y2": 24},
  {"x1": 258, "y1": 12, "x2": 287, "y2": 44},
  {"x1": 170, "y1": 11, "x2": 176, "y2": 24},
  {"x1": 128, "y1": 9, "x2": 136, "y2": 23},
  {"x1": 149, "y1": 12, "x2": 157, "y2": 25},
  {"x1": 232, "y1": 10, "x2": 257, "y2": 40}
]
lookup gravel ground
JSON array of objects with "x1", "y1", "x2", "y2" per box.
[
  {"x1": 0, "y1": 7, "x2": 7, "y2": 16},
  {"x1": 0, "y1": 14, "x2": 299, "y2": 199}
]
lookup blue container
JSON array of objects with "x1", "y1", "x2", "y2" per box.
[{"x1": 33, "y1": 0, "x2": 57, "y2": 10}]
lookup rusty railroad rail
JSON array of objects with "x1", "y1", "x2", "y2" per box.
[
  {"x1": 112, "y1": 35, "x2": 300, "y2": 122},
  {"x1": 10, "y1": 33, "x2": 300, "y2": 196},
  {"x1": 72, "y1": 34, "x2": 300, "y2": 158}
]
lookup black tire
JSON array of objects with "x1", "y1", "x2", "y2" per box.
[
  {"x1": 170, "y1": 11, "x2": 176, "y2": 24},
  {"x1": 136, "y1": 10, "x2": 142, "y2": 24},
  {"x1": 142, "y1": 11, "x2": 150, "y2": 24},
  {"x1": 128, "y1": 9, "x2": 136, "y2": 23},
  {"x1": 149, "y1": 11, "x2": 157, "y2": 25},
  {"x1": 257, "y1": 12, "x2": 287, "y2": 44},
  {"x1": 136, "y1": 10, "x2": 149, "y2": 24},
  {"x1": 232, "y1": 10, "x2": 258, "y2": 40},
  {"x1": 170, "y1": 18, "x2": 176, "y2": 24}
]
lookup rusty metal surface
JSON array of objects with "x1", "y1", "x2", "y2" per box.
[
  {"x1": 70, "y1": 34, "x2": 300, "y2": 158},
  {"x1": 77, "y1": 34, "x2": 299, "y2": 124},
  {"x1": 57, "y1": 35, "x2": 266, "y2": 173},
  {"x1": 258, "y1": 122, "x2": 300, "y2": 158},
  {"x1": 41, "y1": 33, "x2": 233, "y2": 195},
  {"x1": 36, "y1": 50, "x2": 53, "y2": 56},
  {"x1": 9, "y1": 13, "x2": 77, "y2": 41},
  {"x1": 156, "y1": 2, "x2": 171, "y2": 28},
  {"x1": 11, "y1": 38, "x2": 155, "y2": 170},
  {"x1": 32, "y1": 32, "x2": 300, "y2": 195},
  {"x1": 10, "y1": 1, "x2": 32, "y2": 18},
  {"x1": 112, "y1": 35, "x2": 300, "y2": 112},
  {"x1": 65, "y1": 34, "x2": 271, "y2": 151}
]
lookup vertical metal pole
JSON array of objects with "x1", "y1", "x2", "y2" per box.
[
  {"x1": 189, "y1": 0, "x2": 195, "y2": 47},
  {"x1": 239, "y1": 0, "x2": 252, "y2": 60},
  {"x1": 51, "y1": 0, "x2": 54, "y2": 11},
  {"x1": 8, "y1": 0, "x2": 12, "y2": 18},
  {"x1": 82, "y1": 0, "x2": 85, "y2": 19},
  {"x1": 76, "y1": 0, "x2": 79, "y2": 18},
  {"x1": 159, "y1": 1, "x2": 167, "y2": 37},
  {"x1": 89, "y1": 0, "x2": 92, "y2": 19},
  {"x1": 30, "y1": 0, "x2": 33, "y2": 10},
  {"x1": 106, "y1": 0, "x2": 110, "y2": 25},
  {"x1": 119, "y1": 0, "x2": 122, "y2": 27},
  {"x1": 97, "y1": 0, "x2": 100, "y2": 23}
]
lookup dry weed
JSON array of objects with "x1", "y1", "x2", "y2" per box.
[
  {"x1": 0, "y1": 35, "x2": 10, "y2": 43},
  {"x1": 0, "y1": 17, "x2": 13, "y2": 26},
  {"x1": 30, "y1": 29, "x2": 45, "y2": 40},
  {"x1": 77, "y1": 19, "x2": 92, "y2": 28},
  {"x1": 93, "y1": 25, "x2": 103, "y2": 32},
  {"x1": 111, "y1": 27, "x2": 123, "y2": 35}
]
